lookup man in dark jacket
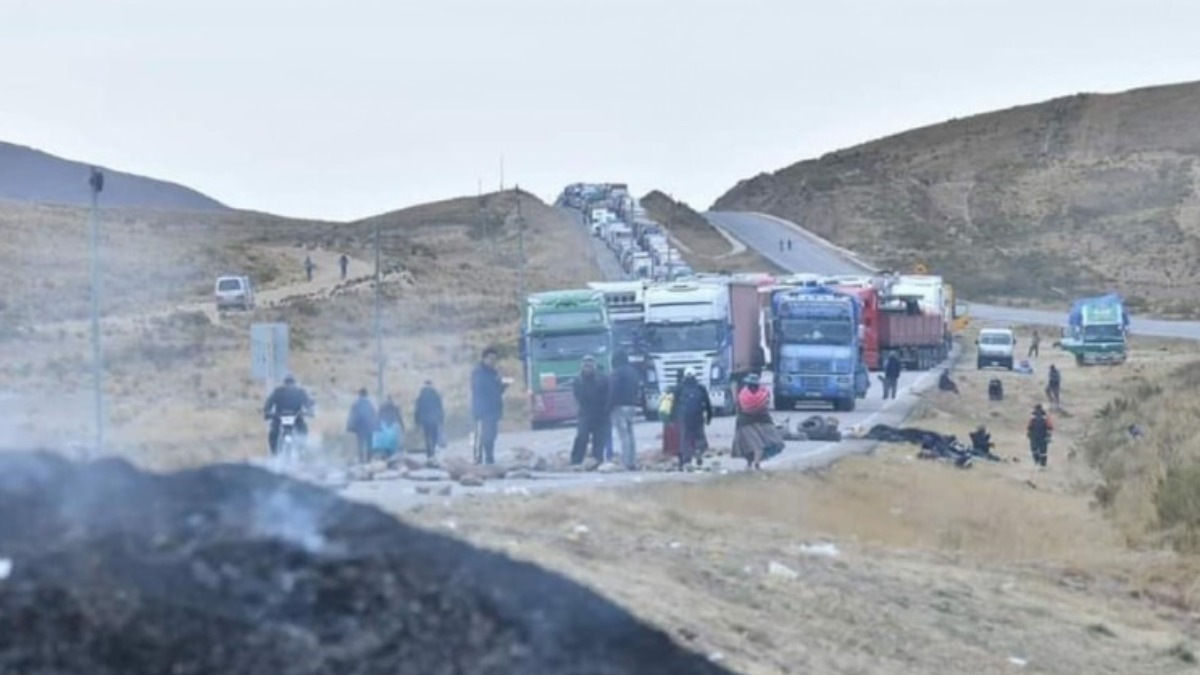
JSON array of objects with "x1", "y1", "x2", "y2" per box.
[
  {"x1": 882, "y1": 353, "x2": 902, "y2": 400},
  {"x1": 263, "y1": 375, "x2": 314, "y2": 456},
  {"x1": 471, "y1": 347, "x2": 508, "y2": 465},
  {"x1": 414, "y1": 380, "x2": 445, "y2": 461},
  {"x1": 1046, "y1": 365, "x2": 1061, "y2": 407},
  {"x1": 571, "y1": 355, "x2": 611, "y2": 466},
  {"x1": 671, "y1": 370, "x2": 712, "y2": 468},
  {"x1": 346, "y1": 388, "x2": 377, "y2": 463},
  {"x1": 609, "y1": 351, "x2": 641, "y2": 469},
  {"x1": 1027, "y1": 404, "x2": 1054, "y2": 467}
]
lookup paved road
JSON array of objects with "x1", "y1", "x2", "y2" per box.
[
  {"x1": 706, "y1": 211, "x2": 1200, "y2": 339},
  {"x1": 343, "y1": 208, "x2": 948, "y2": 513},
  {"x1": 345, "y1": 366, "x2": 942, "y2": 513},
  {"x1": 559, "y1": 208, "x2": 628, "y2": 282}
]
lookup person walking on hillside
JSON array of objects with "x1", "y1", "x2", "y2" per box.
[
  {"x1": 882, "y1": 353, "x2": 902, "y2": 400},
  {"x1": 414, "y1": 380, "x2": 445, "y2": 462},
  {"x1": 339, "y1": 254, "x2": 349, "y2": 280},
  {"x1": 1045, "y1": 364, "x2": 1062, "y2": 407},
  {"x1": 1027, "y1": 404, "x2": 1054, "y2": 467},
  {"x1": 670, "y1": 370, "x2": 713, "y2": 469},
  {"x1": 471, "y1": 347, "x2": 508, "y2": 465},
  {"x1": 609, "y1": 351, "x2": 641, "y2": 470},
  {"x1": 346, "y1": 388, "x2": 377, "y2": 464},
  {"x1": 571, "y1": 355, "x2": 611, "y2": 466},
  {"x1": 787, "y1": 238, "x2": 793, "y2": 251},
  {"x1": 1028, "y1": 330, "x2": 1041, "y2": 358},
  {"x1": 304, "y1": 255, "x2": 315, "y2": 282}
]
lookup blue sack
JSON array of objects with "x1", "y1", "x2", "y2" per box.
[{"x1": 372, "y1": 423, "x2": 401, "y2": 455}]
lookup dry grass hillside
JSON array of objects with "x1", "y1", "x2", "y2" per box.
[
  {"x1": 639, "y1": 190, "x2": 782, "y2": 274},
  {"x1": 714, "y1": 80, "x2": 1200, "y2": 315},
  {"x1": 0, "y1": 191, "x2": 600, "y2": 468},
  {"x1": 396, "y1": 332, "x2": 1200, "y2": 674}
]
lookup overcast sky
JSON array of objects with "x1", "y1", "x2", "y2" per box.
[{"x1": 2, "y1": 0, "x2": 1197, "y2": 221}]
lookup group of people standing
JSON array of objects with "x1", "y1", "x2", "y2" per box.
[
  {"x1": 568, "y1": 352, "x2": 645, "y2": 470},
  {"x1": 345, "y1": 382, "x2": 445, "y2": 464}
]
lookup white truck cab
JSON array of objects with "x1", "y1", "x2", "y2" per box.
[{"x1": 976, "y1": 327, "x2": 1016, "y2": 370}]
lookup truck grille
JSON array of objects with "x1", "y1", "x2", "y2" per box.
[
  {"x1": 660, "y1": 360, "x2": 707, "y2": 388},
  {"x1": 796, "y1": 359, "x2": 828, "y2": 373}
]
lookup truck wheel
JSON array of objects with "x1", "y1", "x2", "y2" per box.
[
  {"x1": 1004, "y1": 358, "x2": 1014, "y2": 371},
  {"x1": 976, "y1": 357, "x2": 984, "y2": 370},
  {"x1": 1075, "y1": 354, "x2": 1085, "y2": 367},
  {"x1": 835, "y1": 397, "x2": 856, "y2": 412},
  {"x1": 774, "y1": 395, "x2": 793, "y2": 412},
  {"x1": 643, "y1": 408, "x2": 659, "y2": 422}
]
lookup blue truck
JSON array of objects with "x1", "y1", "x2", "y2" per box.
[
  {"x1": 769, "y1": 286, "x2": 870, "y2": 412},
  {"x1": 1062, "y1": 292, "x2": 1130, "y2": 365}
]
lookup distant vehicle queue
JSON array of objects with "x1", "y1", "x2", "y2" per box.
[{"x1": 527, "y1": 183, "x2": 975, "y2": 434}]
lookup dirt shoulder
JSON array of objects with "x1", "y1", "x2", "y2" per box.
[{"x1": 395, "y1": 330, "x2": 1200, "y2": 674}]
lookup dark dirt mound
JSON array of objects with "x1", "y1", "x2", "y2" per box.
[{"x1": 0, "y1": 452, "x2": 732, "y2": 675}]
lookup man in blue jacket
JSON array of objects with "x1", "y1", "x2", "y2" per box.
[{"x1": 471, "y1": 347, "x2": 508, "y2": 465}]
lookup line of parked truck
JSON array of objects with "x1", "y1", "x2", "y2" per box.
[{"x1": 513, "y1": 184, "x2": 973, "y2": 430}]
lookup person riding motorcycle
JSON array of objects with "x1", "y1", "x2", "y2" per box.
[{"x1": 263, "y1": 375, "x2": 314, "y2": 455}]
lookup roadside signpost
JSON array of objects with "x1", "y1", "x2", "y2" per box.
[{"x1": 251, "y1": 322, "x2": 289, "y2": 386}]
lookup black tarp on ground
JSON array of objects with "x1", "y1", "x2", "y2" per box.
[{"x1": 0, "y1": 451, "x2": 732, "y2": 675}]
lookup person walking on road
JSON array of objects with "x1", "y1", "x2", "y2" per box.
[
  {"x1": 670, "y1": 370, "x2": 713, "y2": 469},
  {"x1": 339, "y1": 254, "x2": 349, "y2": 280},
  {"x1": 345, "y1": 388, "x2": 377, "y2": 464},
  {"x1": 1027, "y1": 404, "x2": 1054, "y2": 467},
  {"x1": 414, "y1": 380, "x2": 445, "y2": 462},
  {"x1": 609, "y1": 351, "x2": 641, "y2": 470},
  {"x1": 571, "y1": 355, "x2": 611, "y2": 466},
  {"x1": 471, "y1": 347, "x2": 508, "y2": 465},
  {"x1": 1028, "y1": 330, "x2": 1041, "y2": 358},
  {"x1": 1045, "y1": 364, "x2": 1061, "y2": 407},
  {"x1": 304, "y1": 255, "x2": 315, "y2": 282},
  {"x1": 882, "y1": 353, "x2": 902, "y2": 400}
]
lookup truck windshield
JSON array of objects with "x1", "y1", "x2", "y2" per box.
[
  {"x1": 778, "y1": 319, "x2": 854, "y2": 346},
  {"x1": 980, "y1": 334, "x2": 1012, "y2": 345},
  {"x1": 530, "y1": 333, "x2": 609, "y2": 361},
  {"x1": 644, "y1": 322, "x2": 721, "y2": 352},
  {"x1": 611, "y1": 321, "x2": 642, "y2": 355},
  {"x1": 1082, "y1": 324, "x2": 1124, "y2": 340}
]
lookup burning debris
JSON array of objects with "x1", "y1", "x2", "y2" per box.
[{"x1": 0, "y1": 451, "x2": 732, "y2": 675}]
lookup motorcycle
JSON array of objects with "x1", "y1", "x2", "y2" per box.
[{"x1": 272, "y1": 407, "x2": 314, "y2": 465}]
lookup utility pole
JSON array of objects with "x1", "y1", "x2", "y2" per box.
[
  {"x1": 515, "y1": 184, "x2": 525, "y2": 304},
  {"x1": 374, "y1": 220, "x2": 384, "y2": 399},
  {"x1": 87, "y1": 167, "x2": 106, "y2": 455}
]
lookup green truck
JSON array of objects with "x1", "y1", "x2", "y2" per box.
[
  {"x1": 519, "y1": 289, "x2": 613, "y2": 429},
  {"x1": 1061, "y1": 293, "x2": 1129, "y2": 365}
]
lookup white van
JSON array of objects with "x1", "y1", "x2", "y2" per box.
[
  {"x1": 214, "y1": 275, "x2": 255, "y2": 311},
  {"x1": 976, "y1": 327, "x2": 1015, "y2": 370}
]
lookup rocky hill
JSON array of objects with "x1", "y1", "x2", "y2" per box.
[
  {"x1": 0, "y1": 141, "x2": 227, "y2": 210},
  {"x1": 713, "y1": 80, "x2": 1200, "y2": 315}
]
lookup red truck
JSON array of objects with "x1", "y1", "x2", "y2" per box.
[{"x1": 832, "y1": 285, "x2": 881, "y2": 370}]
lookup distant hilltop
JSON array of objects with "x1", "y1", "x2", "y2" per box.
[{"x1": 0, "y1": 141, "x2": 228, "y2": 211}]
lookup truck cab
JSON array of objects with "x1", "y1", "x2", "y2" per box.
[
  {"x1": 769, "y1": 286, "x2": 869, "y2": 411},
  {"x1": 520, "y1": 290, "x2": 613, "y2": 429},
  {"x1": 976, "y1": 327, "x2": 1016, "y2": 370},
  {"x1": 642, "y1": 282, "x2": 733, "y2": 417},
  {"x1": 1062, "y1": 293, "x2": 1129, "y2": 365}
]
